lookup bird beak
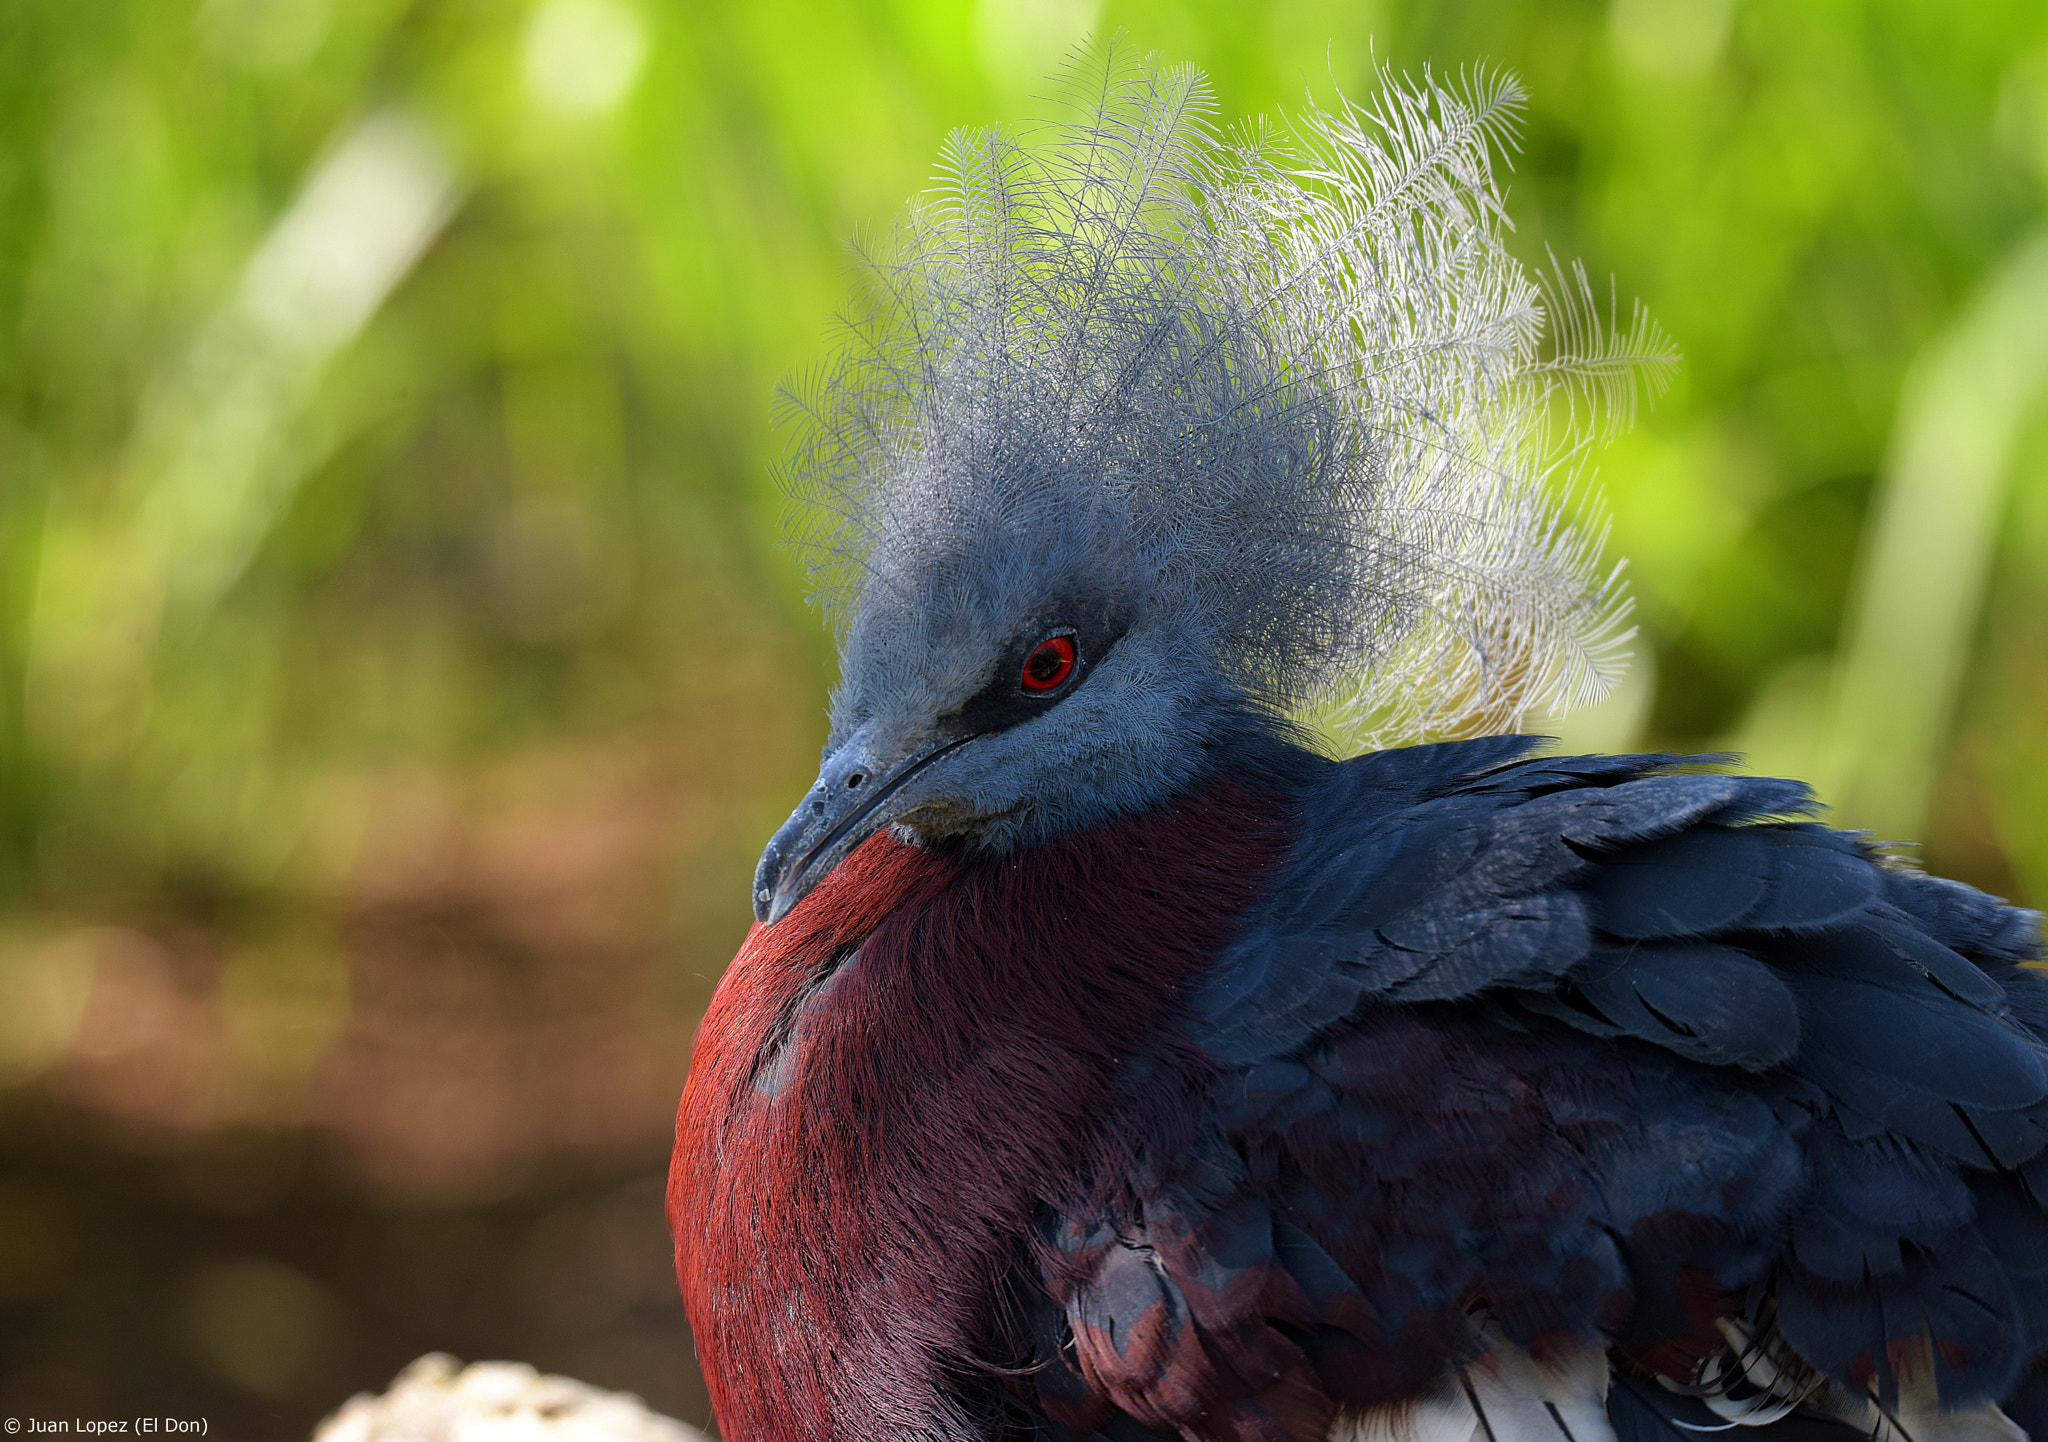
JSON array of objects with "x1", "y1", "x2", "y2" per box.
[{"x1": 752, "y1": 728, "x2": 973, "y2": 925}]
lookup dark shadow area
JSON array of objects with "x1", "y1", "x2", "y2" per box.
[{"x1": 0, "y1": 1101, "x2": 713, "y2": 1441}]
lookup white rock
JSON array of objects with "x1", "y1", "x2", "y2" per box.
[{"x1": 312, "y1": 1354, "x2": 712, "y2": 1442}]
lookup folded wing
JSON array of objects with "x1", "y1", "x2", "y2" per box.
[{"x1": 1019, "y1": 740, "x2": 2048, "y2": 1441}]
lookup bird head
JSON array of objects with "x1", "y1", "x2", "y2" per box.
[{"x1": 752, "y1": 53, "x2": 1663, "y2": 925}]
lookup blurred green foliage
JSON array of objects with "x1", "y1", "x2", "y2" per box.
[{"x1": 1, "y1": 0, "x2": 2046, "y2": 1099}]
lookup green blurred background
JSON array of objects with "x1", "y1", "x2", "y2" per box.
[{"x1": 1, "y1": 0, "x2": 2046, "y2": 1437}]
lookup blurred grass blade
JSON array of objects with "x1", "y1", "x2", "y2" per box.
[
  {"x1": 137, "y1": 107, "x2": 460, "y2": 615},
  {"x1": 1817, "y1": 226, "x2": 2048, "y2": 841},
  {"x1": 24, "y1": 108, "x2": 458, "y2": 764}
]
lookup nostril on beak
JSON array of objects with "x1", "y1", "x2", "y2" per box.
[{"x1": 847, "y1": 772, "x2": 866, "y2": 789}]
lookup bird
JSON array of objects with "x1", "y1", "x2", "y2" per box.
[{"x1": 665, "y1": 50, "x2": 2048, "y2": 1442}]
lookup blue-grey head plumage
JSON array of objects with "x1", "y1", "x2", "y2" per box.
[{"x1": 752, "y1": 48, "x2": 1672, "y2": 925}]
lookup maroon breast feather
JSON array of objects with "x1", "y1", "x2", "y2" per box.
[{"x1": 669, "y1": 773, "x2": 1294, "y2": 1442}]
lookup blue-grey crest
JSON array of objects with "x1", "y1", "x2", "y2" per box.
[{"x1": 754, "y1": 48, "x2": 1673, "y2": 924}]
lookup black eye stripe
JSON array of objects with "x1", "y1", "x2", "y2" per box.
[{"x1": 946, "y1": 617, "x2": 1120, "y2": 735}]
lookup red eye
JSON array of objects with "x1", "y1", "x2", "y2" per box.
[{"x1": 1021, "y1": 634, "x2": 1077, "y2": 693}]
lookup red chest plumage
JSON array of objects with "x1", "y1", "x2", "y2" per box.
[{"x1": 668, "y1": 777, "x2": 1292, "y2": 1441}]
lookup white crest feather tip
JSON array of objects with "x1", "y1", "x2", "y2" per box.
[{"x1": 779, "y1": 45, "x2": 1674, "y2": 751}]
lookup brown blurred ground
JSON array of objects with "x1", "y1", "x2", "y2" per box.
[{"x1": 0, "y1": 721, "x2": 822, "y2": 1439}]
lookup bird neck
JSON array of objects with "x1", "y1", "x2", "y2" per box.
[{"x1": 669, "y1": 765, "x2": 1298, "y2": 1441}]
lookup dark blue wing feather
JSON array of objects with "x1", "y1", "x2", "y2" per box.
[
  {"x1": 1563, "y1": 941, "x2": 1801, "y2": 1069},
  {"x1": 1584, "y1": 826, "x2": 1778, "y2": 937}
]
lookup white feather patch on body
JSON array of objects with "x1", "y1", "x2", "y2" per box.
[
  {"x1": 1327, "y1": 1324, "x2": 2028, "y2": 1442},
  {"x1": 1689, "y1": 1318, "x2": 2029, "y2": 1442},
  {"x1": 1330, "y1": 1331, "x2": 1615, "y2": 1442},
  {"x1": 1823, "y1": 1396, "x2": 2030, "y2": 1442}
]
